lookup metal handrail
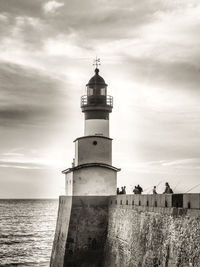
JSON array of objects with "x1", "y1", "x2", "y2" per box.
[{"x1": 81, "y1": 95, "x2": 113, "y2": 107}]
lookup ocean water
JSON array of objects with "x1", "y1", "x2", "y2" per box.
[{"x1": 0, "y1": 199, "x2": 58, "y2": 267}]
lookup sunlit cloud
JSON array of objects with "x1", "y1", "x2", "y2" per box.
[
  {"x1": 43, "y1": 1, "x2": 64, "y2": 14},
  {"x1": 0, "y1": 156, "x2": 63, "y2": 170},
  {"x1": 44, "y1": 35, "x2": 91, "y2": 57},
  {"x1": 131, "y1": 158, "x2": 200, "y2": 171},
  {"x1": 2, "y1": 152, "x2": 24, "y2": 157},
  {"x1": 0, "y1": 147, "x2": 64, "y2": 169},
  {"x1": 161, "y1": 158, "x2": 200, "y2": 169},
  {"x1": 0, "y1": 163, "x2": 46, "y2": 170}
]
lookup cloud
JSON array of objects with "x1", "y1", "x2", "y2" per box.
[
  {"x1": 132, "y1": 158, "x2": 200, "y2": 170},
  {"x1": 161, "y1": 158, "x2": 200, "y2": 169},
  {"x1": 0, "y1": 0, "x2": 43, "y2": 18},
  {"x1": 122, "y1": 57, "x2": 200, "y2": 96},
  {"x1": 44, "y1": 35, "x2": 91, "y2": 57},
  {"x1": 0, "y1": 163, "x2": 45, "y2": 169},
  {"x1": 0, "y1": 61, "x2": 68, "y2": 127},
  {"x1": 1, "y1": 0, "x2": 200, "y2": 75},
  {"x1": 0, "y1": 148, "x2": 63, "y2": 169},
  {"x1": 43, "y1": 1, "x2": 64, "y2": 14},
  {"x1": 2, "y1": 152, "x2": 24, "y2": 156}
]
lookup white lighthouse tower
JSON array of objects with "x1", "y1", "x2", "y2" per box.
[
  {"x1": 50, "y1": 63, "x2": 120, "y2": 267},
  {"x1": 63, "y1": 64, "x2": 120, "y2": 196}
]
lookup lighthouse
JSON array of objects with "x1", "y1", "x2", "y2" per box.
[
  {"x1": 50, "y1": 62, "x2": 120, "y2": 267},
  {"x1": 63, "y1": 65, "x2": 120, "y2": 196}
]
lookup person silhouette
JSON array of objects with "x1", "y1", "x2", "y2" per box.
[
  {"x1": 163, "y1": 182, "x2": 173, "y2": 194},
  {"x1": 153, "y1": 186, "x2": 157, "y2": 194}
]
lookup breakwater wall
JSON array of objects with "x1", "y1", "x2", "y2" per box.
[
  {"x1": 50, "y1": 194, "x2": 200, "y2": 267},
  {"x1": 104, "y1": 194, "x2": 200, "y2": 267},
  {"x1": 50, "y1": 196, "x2": 109, "y2": 267}
]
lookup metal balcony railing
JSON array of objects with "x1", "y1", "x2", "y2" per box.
[{"x1": 81, "y1": 95, "x2": 113, "y2": 107}]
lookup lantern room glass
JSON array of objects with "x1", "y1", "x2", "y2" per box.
[{"x1": 87, "y1": 86, "x2": 107, "y2": 96}]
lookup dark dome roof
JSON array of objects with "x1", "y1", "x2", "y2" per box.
[{"x1": 87, "y1": 68, "x2": 107, "y2": 87}]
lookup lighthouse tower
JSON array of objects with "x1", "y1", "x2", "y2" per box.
[
  {"x1": 63, "y1": 66, "x2": 120, "y2": 196},
  {"x1": 50, "y1": 64, "x2": 120, "y2": 267}
]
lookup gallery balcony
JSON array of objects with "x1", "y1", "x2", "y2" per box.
[{"x1": 81, "y1": 95, "x2": 113, "y2": 108}]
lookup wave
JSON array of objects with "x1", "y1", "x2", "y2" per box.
[
  {"x1": 0, "y1": 234, "x2": 34, "y2": 238},
  {"x1": 0, "y1": 200, "x2": 58, "y2": 267},
  {"x1": 0, "y1": 261, "x2": 49, "y2": 267}
]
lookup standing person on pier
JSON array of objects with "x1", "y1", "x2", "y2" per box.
[
  {"x1": 163, "y1": 182, "x2": 173, "y2": 194},
  {"x1": 153, "y1": 186, "x2": 157, "y2": 194}
]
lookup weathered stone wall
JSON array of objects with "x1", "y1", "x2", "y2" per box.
[{"x1": 104, "y1": 195, "x2": 200, "y2": 267}]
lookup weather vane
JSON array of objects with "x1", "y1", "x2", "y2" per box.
[{"x1": 93, "y1": 57, "x2": 101, "y2": 69}]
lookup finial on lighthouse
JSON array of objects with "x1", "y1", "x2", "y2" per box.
[{"x1": 93, "y1": 57, "x2": 101, "y2": 74}]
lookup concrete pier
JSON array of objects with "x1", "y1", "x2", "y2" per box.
[{"x1": 50, "y1": 193, "x2": 200, "y2": 267}]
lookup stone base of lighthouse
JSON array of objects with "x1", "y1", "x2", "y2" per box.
[{"x1": 50, "y1": 196, "x2": 109, "y2": 267}]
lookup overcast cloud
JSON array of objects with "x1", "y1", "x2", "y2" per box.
[{"x1": 0, "y1": 0, "x2": 200, "y2": 197}]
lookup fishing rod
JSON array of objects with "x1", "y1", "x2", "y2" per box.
[{"x1": 184, "y1": 183, "x2": 200, "y2": 193}]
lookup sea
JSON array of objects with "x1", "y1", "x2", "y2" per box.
[{"x1": 0, "y1": 199, "x2": 58, "y2": 267}]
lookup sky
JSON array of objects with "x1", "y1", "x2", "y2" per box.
[{"x1": 0, "y1": 0, "x2": 200, "y2": 198}]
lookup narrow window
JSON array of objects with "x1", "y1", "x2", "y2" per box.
[
  {"x1": 87, "y1": 87, "x2": 94, "y2": 96},
  {"x1": 100, "y1": 88, "x2": 106, "y2": 95}
]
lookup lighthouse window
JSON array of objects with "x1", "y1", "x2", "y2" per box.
[
  {"x1": 87, "y1": 87, "x2": 94, "y2": 96},
  {"x1": 100, "y1": 88, "x2": 106, "y2": 95},
  {"x1": 93, "y1": 141, "x2": 97, "y2": 145}
]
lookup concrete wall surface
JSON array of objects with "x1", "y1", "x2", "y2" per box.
[
  {"x1": 183, "y1": 193, "x2": 200, "y2": 209},
  {"x1": 51, "y1": 196, "x2": 109, "y2": 267},
  {"x1": 65, "y1": 172, "x2": 73, "y2": 196},
  {"x1": 73, "y1": 167, "x2": 117, "y2": 196},
  {"x1": 111, "y1": 194, "x2": 200, "y2": 209},
  {"x1": 50, "y1": 196, "x2": 72, "y2": 267},
  {"x1": 84, "y1": 119, "x2": 109, "y2": 137},
  {"x1": 104, "y1": 199, "x2": 200, "y2": 267},
  {"x1": 75, "y1": 136, "x2": 112, "y2": 166}
]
